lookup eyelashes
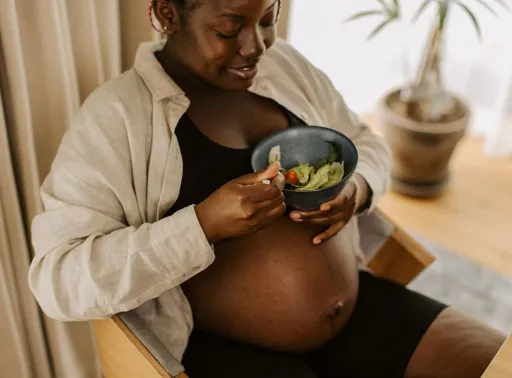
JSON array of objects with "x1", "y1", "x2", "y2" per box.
[
  {"x1": 214, "y1": 6, "x2": 278, "y2": 40},
  {"x1": 216, "y1": 30, "x2": 240, "y2": 39},
  {"x1": 215, "y1": 22, "x2": 275, "y2": 40}
]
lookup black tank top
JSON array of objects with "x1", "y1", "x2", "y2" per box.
[{"x1": 165, "y1": 107, "x2": 306, "y2": 217}]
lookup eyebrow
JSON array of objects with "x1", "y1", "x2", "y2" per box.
[{"x1": 218, "y1": 0, "x2": 279, "y2": 19}]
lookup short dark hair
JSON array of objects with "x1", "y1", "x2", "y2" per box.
[
  {"x1": 168, "y1": 0, "x2": 202, "y2": 11},
  {"x1": 164, "y1": 0, "x2": 281, "y2": 20}
]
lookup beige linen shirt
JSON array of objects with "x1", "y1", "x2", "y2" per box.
[{"x1": 29, "y1": 39, "x2": 391, "y2": 361}]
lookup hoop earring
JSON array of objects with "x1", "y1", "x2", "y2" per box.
[{"x1": 148, "y1": 0, "x2": 168, "y2": 34}]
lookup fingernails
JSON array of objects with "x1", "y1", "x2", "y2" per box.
[
  {"x1": 290, "y1": 212, "x2": 301, "y2": 220},
  {"x1": 313, "y1": 238, "x2": 322, "y2": 245},
  {"x1": 321, "y1": 205, "x2": 331, "y2": 211}
]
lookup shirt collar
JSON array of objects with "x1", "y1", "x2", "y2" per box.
[
  {"x1": 133, "y1": 41, "x2": 184, "y2": 101},
  {"x1": 133, "y1": 40, "x2": 276, "y2": 102}
]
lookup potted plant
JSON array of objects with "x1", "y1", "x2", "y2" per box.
[{"x1": 347, "y1": 0, "x2": 508, "y2": 197}]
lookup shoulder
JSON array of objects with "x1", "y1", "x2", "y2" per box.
[
  {"x1": 264, "y1": 39, "x2": 337, "y2": 100},
  {"x1": 265, "y1": 39, "x2": 331, "y2": 83},
  {"x1": 68, "y1": 69, "x2": 153, "y2": 144},
  {"x1": 265, "y1": 39, "x2": 311, "y2": 68},
  {"x1": 77, "y1": 69, "x2": 152, "y2": 128},
  {"x1": 54, "y1": 69, "x2": 154, "y2": 172}
]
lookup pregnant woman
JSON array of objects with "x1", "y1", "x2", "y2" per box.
[{"x1": 29, "y1": 1, "x2": 505, "y2": 377}]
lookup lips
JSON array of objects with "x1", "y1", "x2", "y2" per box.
[{"x1": 227, "y1": 64, "x2": 258, "y2": 80}]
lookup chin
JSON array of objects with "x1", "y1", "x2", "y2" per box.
[
  {"x1": 209, "y1": 68, "x2": 257, "y2": 91},
  {"x1": 208, "y1": 76, "x2": 253, "y2": 92},
  {"x1": 226, "y1": 78, "x2": 255, "y2": 91}
]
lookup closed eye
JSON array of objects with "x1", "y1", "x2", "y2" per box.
[{"x1": 215, "y1": 28, "x2": 241, "y2": 39}]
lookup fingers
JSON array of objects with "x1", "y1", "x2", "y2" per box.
[
  {"x1": 246, "y1": 198, "x2": 285, "y2": 226},
  {"x1": 239, "y1": 184, "x2": 285, "y2": 223},
  {"x1": 313, "y1": 221, "x2": 346, "y2": 245},
  {"x1": 255, "y1": 191, "x2": 285, "y2": 212},
  {"x1": 235, "y1": 162, "x2": 281, "y2": 185},
  {"x1": 265, "y1": 201, "x2": 287, "y2": 220},
  {"x1": 290, "y1": 207, "x2": 333, "y2": 222},
  {"x1": 289, "y1": 196, "x2": 348, "y2": 222},
  {"x1": 300, "y1": 212, "x2": 346, "y2": 226},
  {"x1": 290, "y1": 183, "x2": 357, "y2": 223},
  {"x1": 242, "y1": 182, "x2": 283, "y2": 202},
  {"x1": 271, "y1": 172, "x2": 285, "y2": 192}
]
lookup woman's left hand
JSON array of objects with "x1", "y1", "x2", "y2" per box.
[{"x1": 289, "y1": 174, "x2": 370, "y2": 245}]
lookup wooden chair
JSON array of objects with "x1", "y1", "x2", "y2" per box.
[{"x1": 91, "y1": 209, "x2": 508, "y2": 378}]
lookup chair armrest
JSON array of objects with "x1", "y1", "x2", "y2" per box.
[
  {"x1": 92, "y1": 314, "x2": 188, "y2": 378},
  {"x1": 362, "y1": 208, "x2": 436, "y2": 286},
  {"x1": 482, "y1": 334, "x2": 512, "y2": 378}
]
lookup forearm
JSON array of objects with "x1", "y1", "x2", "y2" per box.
[
  {"x1": 352, "y1": 173, "x2": 373, "y2": 214},
  {"x1": 351, "y1": 122, "x2": 391, "y2": 212},
  {"x1": 29, "y1": 205, "x2": 214, "y2": 321}
]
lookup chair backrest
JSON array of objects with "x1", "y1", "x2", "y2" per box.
[{"x1": 93, "y1": 208, "x2": 436, "y2": 378}]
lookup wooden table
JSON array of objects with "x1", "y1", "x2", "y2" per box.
[
  {"x1": 483, "y1": 335, "x2": 512, "y2": 378},
  {"x1": 362, "y1": 115, "x2": 512, "y2": 278}
]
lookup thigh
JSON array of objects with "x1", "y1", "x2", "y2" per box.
[
  {"x1": 406, "y1": 307, "x2": 506, "y2": 378},
  {"x1": 182, "y1": 329, "x2": 317, "y2": 378},
  {"x1": 306, "y1": 271, "x2": 447, "y2": 378}
]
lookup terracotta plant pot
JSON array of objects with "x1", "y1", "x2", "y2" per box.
[{"x1": 376, "y1": 88, "x2": 470, "y2": 197}]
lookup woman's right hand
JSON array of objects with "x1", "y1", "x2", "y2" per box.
[{"x1": 195, "y1": 162, "x2": 286, "y2": 244}]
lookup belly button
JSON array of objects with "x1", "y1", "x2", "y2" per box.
[{"x1": 327, "y1": 301, "x2": 344, "y2": 318}]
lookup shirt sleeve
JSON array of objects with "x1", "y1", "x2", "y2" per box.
[
  {"x1": 279, "y1": 41, "x2": 392, "y2": 211},
  {"x1": 28, "y1": 89, "x2": 215, "y2": 322}
]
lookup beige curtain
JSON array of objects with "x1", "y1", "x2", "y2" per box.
[{"x1": 0, "y1": 0, "x2": 153, "y2": 377}]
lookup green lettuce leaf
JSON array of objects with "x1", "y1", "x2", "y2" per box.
[
  {"x1": 295, "y1": 164, "x2": 330, "y2": 191},
  {"x1": 321, "y1": 162, "x2": 345, "y2": 189},
  {"x1": 289, "y1": 164, "x2": 312, "y2": 184}
]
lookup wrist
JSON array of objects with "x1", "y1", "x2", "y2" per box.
[
  {"x1": 194, "y1": 202, "x2": 221, "y2": 244},
  {"x1": 352, "y1": 173, "x2": 372, "y2": 214}
]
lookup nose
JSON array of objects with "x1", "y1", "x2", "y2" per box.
[{"x1": 239, "y1": 28, "x2": 266, "y2": 59}]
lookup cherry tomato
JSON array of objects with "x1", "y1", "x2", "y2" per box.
[{"x1": 285, "y1": 171, "x2": 298, "y2": 185}]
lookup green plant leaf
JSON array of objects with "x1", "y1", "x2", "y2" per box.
[
  {"x1": 367, "y1": 17, "x2": 396, "y2": 39},
  {"x1": 382, "y1": 0, "x2": 401, "y2": 17},
  {"x1": 456, "y1": 2, "x2": 482, "y2": 38},
  {"x1": 466, "y1": 0, "x2": 498, "y2": 16},
  {"x1": 377, "y1": 0, "x2": 392, "y2": 13},
  {"x1": 345, "y1": 9, "x2": 384, "y2": 23},
  {"x1": 486, "y1": 0, "x2": 510, "y2": 11},
  {"x1": 438, "y1": 0, "x2": 450, "y2": 31},
  {"x1": 413, "y1": 0, "x2": 435, "y2": 22}
]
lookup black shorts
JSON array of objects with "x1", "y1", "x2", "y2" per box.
[{"x1": 182, "y1": 271, "x2": 447, "y2": 378}]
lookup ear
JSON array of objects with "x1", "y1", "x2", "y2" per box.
[{"x1": 152, "y1": 0, "x2": 181, "y2": 35}]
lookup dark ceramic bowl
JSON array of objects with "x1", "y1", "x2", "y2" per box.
[{"x1": 251, "y1": 126, "x2": 359, "y2": 211}]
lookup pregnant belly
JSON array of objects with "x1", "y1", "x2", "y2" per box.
[{"x1": 182, "y1": 217, "x2": 360, "y2": 352}]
